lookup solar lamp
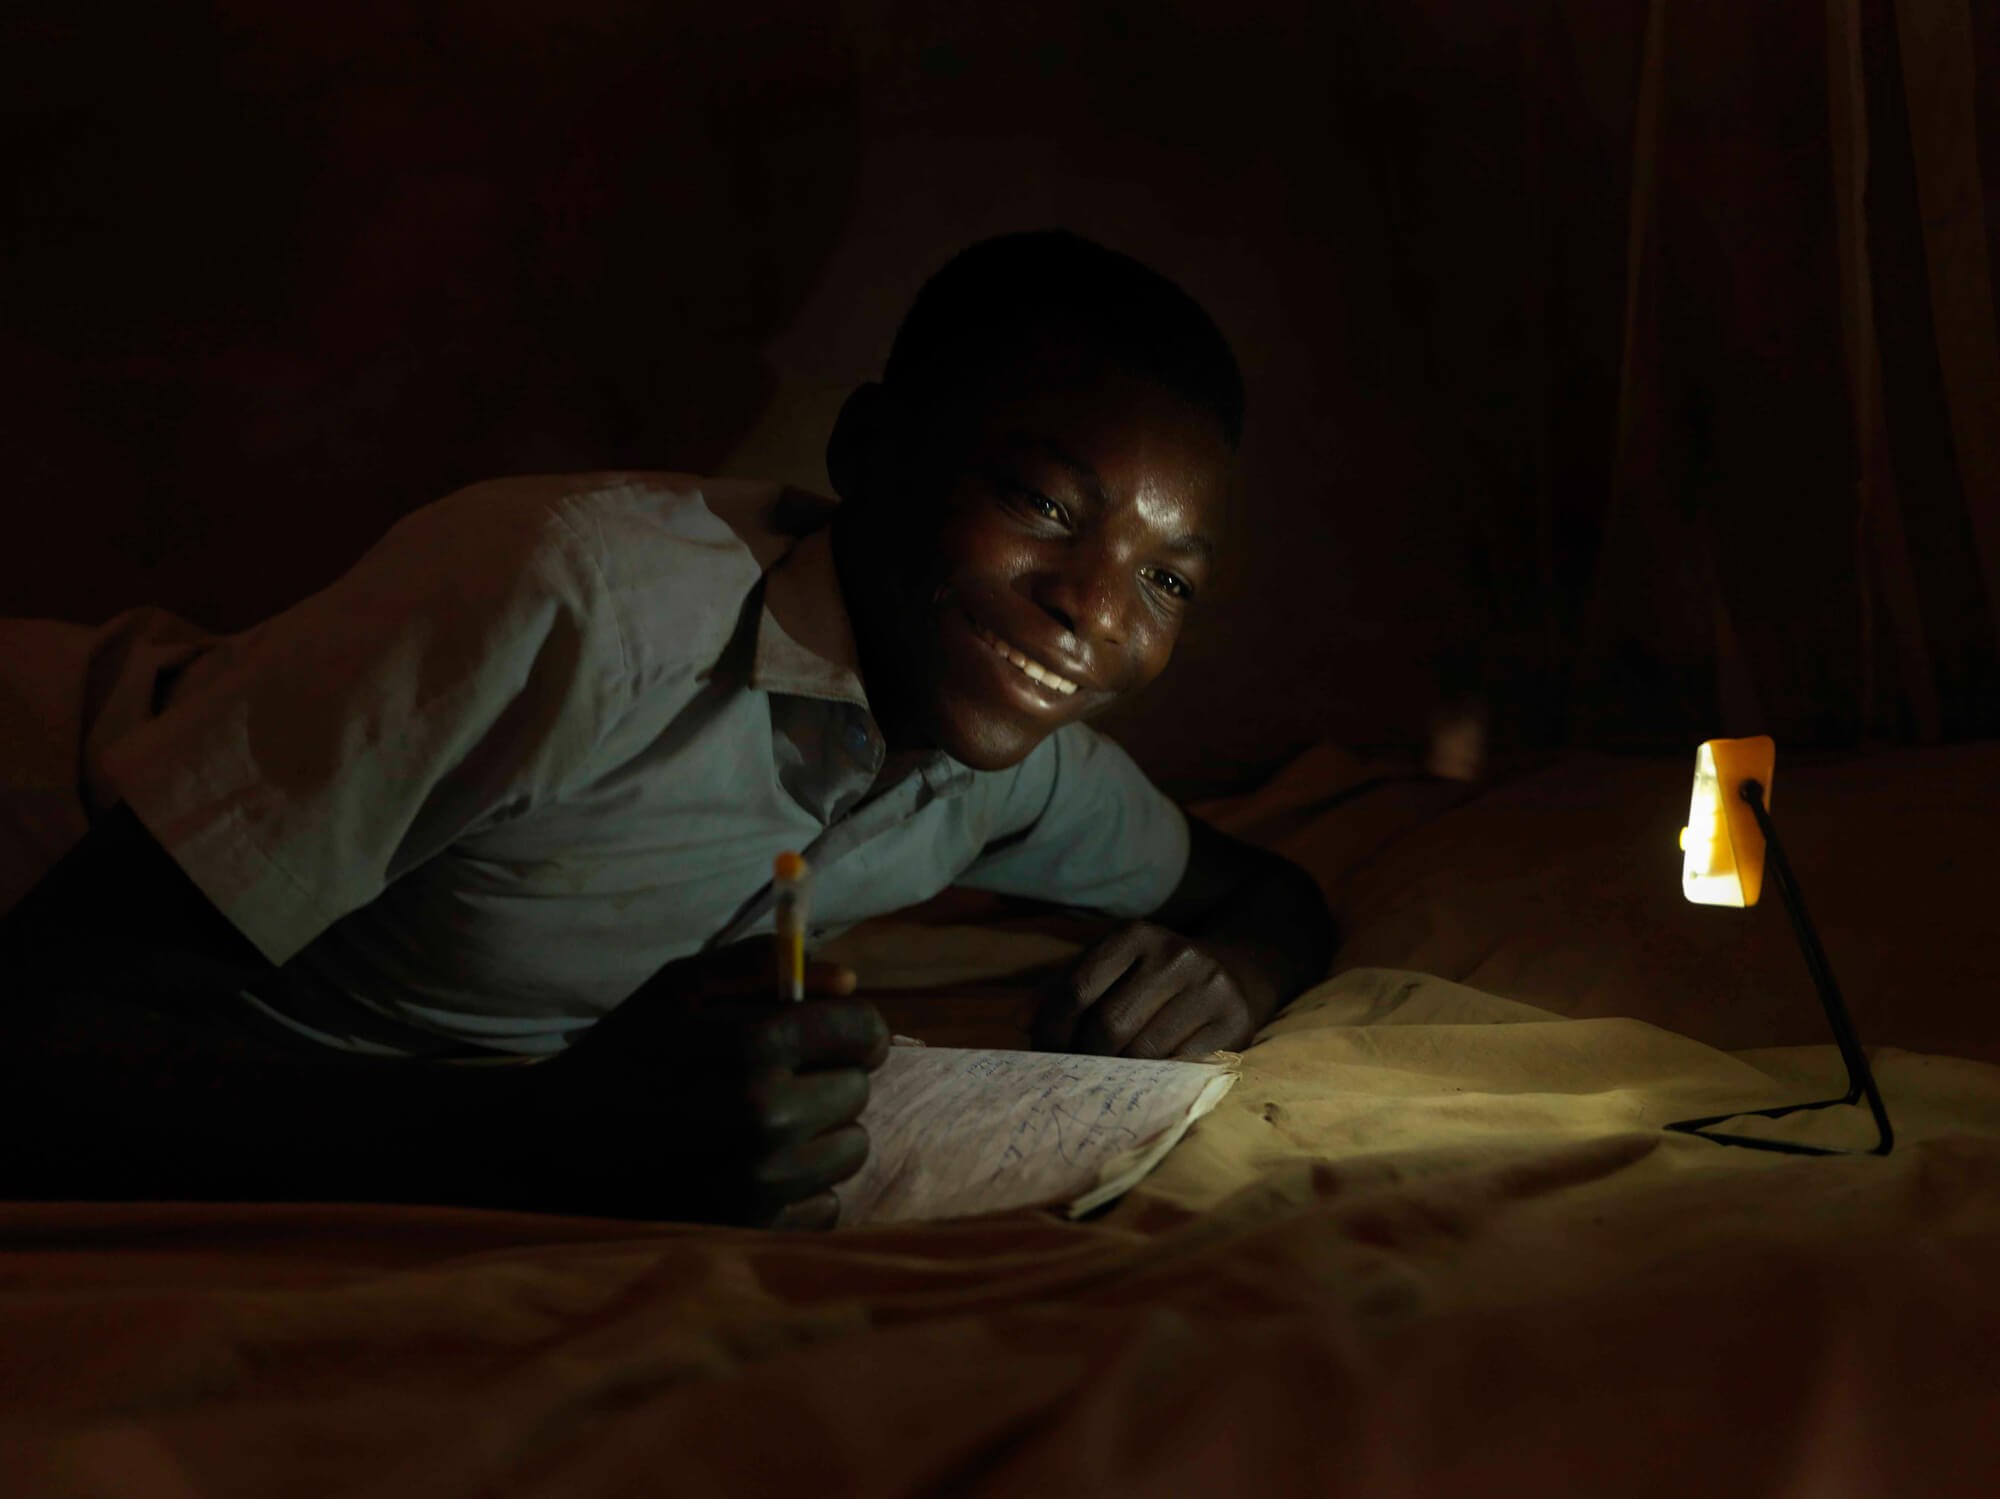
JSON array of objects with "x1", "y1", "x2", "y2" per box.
[{"x1": 1668, "y1": 737, "x2": 1893, "y2": 1156}]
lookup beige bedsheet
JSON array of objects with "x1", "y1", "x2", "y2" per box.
[{"x1": 4, "y1": 747, "x2": 1997, "y2": 1495}]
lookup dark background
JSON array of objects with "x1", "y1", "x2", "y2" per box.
[{"x1": 5, "y1": 0, "x2": 1996, "y2": 796}]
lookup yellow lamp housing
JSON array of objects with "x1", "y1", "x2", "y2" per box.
[{"x1": 1680, "y1": 735, "x2": 1776, "y2": 907}]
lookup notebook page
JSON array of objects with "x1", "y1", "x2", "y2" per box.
[{"x1": 835, "y1": 1047, "x2": 1238, "y2": 1227}]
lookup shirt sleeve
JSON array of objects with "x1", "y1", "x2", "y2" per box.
[
  {"x1": 93, "y1": 485, "x2": 635, "y2": 966},
  {"x1": 955, "y1": 723, "x2": 1190, "y2": 919}
]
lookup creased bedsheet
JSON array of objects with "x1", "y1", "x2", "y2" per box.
[
  {"x1": 4, "y1": 963, "x2": 1997, "y2": 1498},
  {"x1": 4, "y1": 747, "x2": 1997, "y2": 1496}
]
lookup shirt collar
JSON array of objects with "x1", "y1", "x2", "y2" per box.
[
  {"x1": 701, "y1": 481, "x2": 869, "y2": 709},
  {"x1": 754, "y1": 525, "x2": 870, "y2": 708},
  {"x1": 705, "y1": 480, "x2": 976, "y2": 805}
]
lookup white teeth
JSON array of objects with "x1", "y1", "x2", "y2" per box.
[
  {"x1": 1018, "y1": 655, "x2": 1070, "y2": 692},
  {"x1": 977, "y1": 627, "x2": 1079, "y2": 694}
]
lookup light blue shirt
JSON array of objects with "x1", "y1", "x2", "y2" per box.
[{"x1": 99, "y1": 474, "x2": 1190, "y2": 1056}]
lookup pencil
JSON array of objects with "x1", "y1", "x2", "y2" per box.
[{"x1": 772, "y1": 850, "x2": 809, "y2": 1001}]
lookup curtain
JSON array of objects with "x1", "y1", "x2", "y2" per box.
[{"x1": 1569, "y1": 0, "x2": 2000, "y2": 747}]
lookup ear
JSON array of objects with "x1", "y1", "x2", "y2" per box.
[{"x1": 825, "y1": 381, "x2": 892, "y2": 502}]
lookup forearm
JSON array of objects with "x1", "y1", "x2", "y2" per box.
[
  {"x1": 1176, "y1": 859, "x2": 1336, "y2": 1023},
  {"x1": 1137, "y1": 817, "x2": 1338, "y2": 1027},
  {"x1": 0, "y1": 987, "x2": 526, "y2": 1208},
  {"x1": 1, "y1": 802, "x2": 274, "y2": 1004}
]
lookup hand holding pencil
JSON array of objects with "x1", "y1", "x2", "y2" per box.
[{"x1": 524, "y1": 886, "x2": 882, "y2": 1226}]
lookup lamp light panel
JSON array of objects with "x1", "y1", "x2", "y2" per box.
[{"x1": 1680, "y1": 736, "x2": 1775, "y2": 907}]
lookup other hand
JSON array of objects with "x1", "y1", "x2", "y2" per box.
[{"x1": 1033, "y1": 922, "x2": 1265, "y2": 1060}]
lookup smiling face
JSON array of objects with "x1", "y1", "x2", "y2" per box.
[{"x1": 832, "y1": 341, "x2": 1233, "y2": 772}]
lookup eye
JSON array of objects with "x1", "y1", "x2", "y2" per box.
[
  {"x1": 1142, "y1": 565, "x2": 1195, "y2": 602},
  {"x1": 1004, "y1": 483, "x2": 1070, "y2": 528}
]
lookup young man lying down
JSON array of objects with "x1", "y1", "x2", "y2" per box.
[{"x1": 1, "y1": 232, "x2": 1333, "y2": 1227}]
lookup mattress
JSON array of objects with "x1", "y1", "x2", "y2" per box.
[{"x1": 4, "y1": 745, "x2": 1996, "y2": 1496}]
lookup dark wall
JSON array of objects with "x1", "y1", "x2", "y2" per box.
[
  {"x1": 4, "y1": 2, "x2": 870, "y2": 639},
  {"x1": 11, "y1": 2, "x2": 1985, "y2": 794}
]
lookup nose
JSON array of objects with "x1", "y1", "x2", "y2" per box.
[{"x1": 1031, "y1": 545, "x2": 1124, "y2": 645}]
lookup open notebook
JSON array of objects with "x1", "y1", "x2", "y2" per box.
[{"x1": 834, "y1": 1046, "x2": 1239, "y2": 1227}]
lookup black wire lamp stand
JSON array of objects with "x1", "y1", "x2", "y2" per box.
[{"x1": 1665, "y1": 778, "x2": 1894, "y2": 1157}]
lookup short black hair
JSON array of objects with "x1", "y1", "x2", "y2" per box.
[{"x1": 883, "y1": 231, "x2": 1244, "y2": 450}]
